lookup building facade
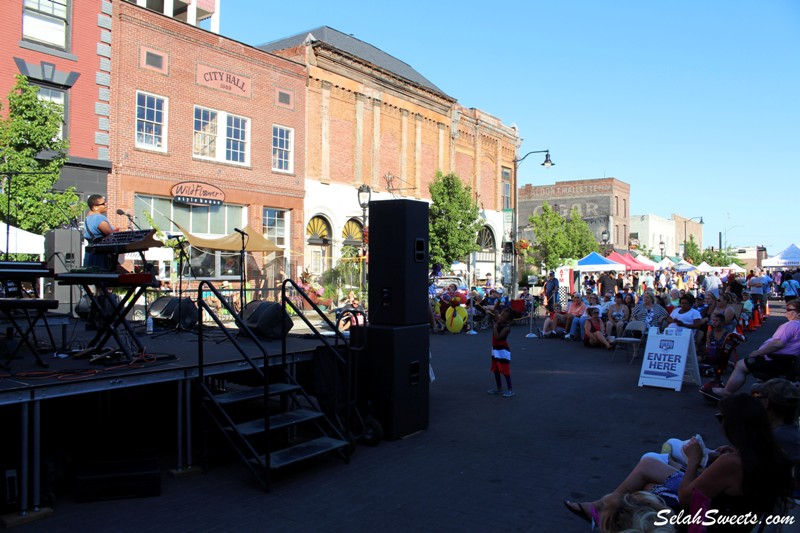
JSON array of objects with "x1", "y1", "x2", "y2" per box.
[
  {"x1": 518, "y1": 178, "x2": 631, "y2": 250},
  {"x1": 109, "y1": 1, "x2": 307, "y2": 284},
  {"x1": 629, "y1": 214, "x2": 677, "y2": 257},
  {"x1": 259, "y1": 27, "x2": 521, "y2": 284},
  {"x1": 0, "y1": 0, "x2": 113, "y2": 199}
]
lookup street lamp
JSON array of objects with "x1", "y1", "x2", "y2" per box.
[
  {"x1": 683, "y1": 216, "x2": 704, "y2": 260},
  {"x1": 601, "y1": 229, "x2": 610, "y2": 255},
  {"x1": 512, "y1": 149, "x2": 553, "y2": 297},
  {"x1": 357, "y1": 184, "x2": 371, "y2": 294},
  {"x1": 659, "y1": 240, "x2": 666, "y2": 260}
]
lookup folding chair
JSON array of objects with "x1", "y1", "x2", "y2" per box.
[
  {"x1": 610, "y1": 320, "x2": 646, "y2": 364},
  {"x1": 509, "y1": 299, "x2": 529, "y2": 326}
]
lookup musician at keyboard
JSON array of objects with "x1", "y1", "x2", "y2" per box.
[{"x1": 83, "y1": 194, "x2": 121, "y2": 271}]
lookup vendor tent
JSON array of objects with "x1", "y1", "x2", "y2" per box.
[
  {"x1": 175, "y1": 224, "x2": 281, "y2": 253},
  {"x1": 632, "y1": 253, "x2": 659, "y2": 269},
  {"x1": 674, "y1": 260, "x2": 697, "y2": 272},
  {"x1": 576, "y1": 251, "x2": 626, "y2": 273},
  {"x1": 657, "y1": 257, "x2": 675, "y2": 269},
  {"x1": 695, "y1": 261, "x2": 714, "y2": 273},
  {"x1": 762, "y1": 243, "x2": 800, "y2": 268},
  {"x1": 0, "y1": 222, "x2": 45, "y2": 256},
  {"x1": 607, "y1": 251, "x2": 654, "y2": 271},
  {"x1": 726, "y1": 263, "x2": 746, "y2": 273}
]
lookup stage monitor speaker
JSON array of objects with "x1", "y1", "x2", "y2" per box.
[
  {"x1": 44, "y1": 229, "x2": 82, "y2": 315},
  {"x1": 148, "y1": 297, "x2": 198, "y2": 330},
  {"x1": 241, "y1": 301, "x2": 293, "y2": 340},
  {"x1": 367, "y1": 199, "x2": 429, "y2": 326},
  {"x1": 362, "y1": 324, "x2": 429, "y2": 440}
]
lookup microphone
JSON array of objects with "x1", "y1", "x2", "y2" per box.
[
  {"x1": 234, "y1": 228, "x2": 248, "y2": 236},
  {"x1": 116, "y1": 209, "x2": 134, "y2": 219}
]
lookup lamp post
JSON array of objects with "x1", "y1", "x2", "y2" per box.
[
  {"x1": 512, "y1": 149, "x2": 553, "y2": 297},
  {"x1": 682, "y1": 216, "x2": 704, "y2": 260},
  {"x1": 659, "y1": 240, "x2": 666, "y2": 260},
  {"x1": 357, "y1": 184, "x2": 371, "y2": 295},
  {"x1": 601, "y1": 229, "x2": 610, "y2": 256}
]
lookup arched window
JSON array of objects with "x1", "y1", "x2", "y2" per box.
[
  {"x1": 475, "y1": 226, "x2": 497, "y2": 264},
  {"x1": 306, "y1": 216, "x2": 332, "y2": 274},
  {"x1": 342, "y1": 219, "x2": 363, "y2": 247}
]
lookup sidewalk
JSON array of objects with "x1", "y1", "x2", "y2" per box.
[{"x1": 17, "y1": 300, "x2": 786, "y2": 532}]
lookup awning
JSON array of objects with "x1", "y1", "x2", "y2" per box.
[{"x1": 175, "y1": 223, "x2": 281, "y2": 253}]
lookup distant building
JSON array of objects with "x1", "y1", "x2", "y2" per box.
[
  {"x1": 518, "y1": 178, "x2": 630, "y2": 249},
  {"x1": 630, "y1": 214, "x2": 703, "y2": 258}
]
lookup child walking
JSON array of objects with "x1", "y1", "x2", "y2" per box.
[{"x1": 488, "y1": 307, "x2": 514, "y2": 397}]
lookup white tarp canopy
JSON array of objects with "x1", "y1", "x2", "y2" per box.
[
  {"x1": 657, "y1": 257, "x2": 675, "y2": 269},
  {"x1": 632, "y1": 253, "x2": 659, "y2": 269},
  {"x1": 695, "y1": 261, "x2": 714, "y2": 273},
  {"x1": 726, "y1": 263, "x2": 747, "y2": 273},
  {"x1": 762, "y1": 244, "x2": 800, "y2": 268},
  {"x1": 674, "y1": 260, "x2": 697, "y2": 272},
  {"x1": 0, "y1": 222, "x2": 44, "y2": 256}
]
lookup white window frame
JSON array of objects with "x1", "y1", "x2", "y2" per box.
[
  {"x1": 23, "y1": 0, "x2": 68, "y2": 50},
  {"x1": 272, "y1": 125, "x2": 294, "y2": 173},
  {"x1": 34, "y1": 84, "x2": 66, "y2": 141},
  {"x1": 262, "y1": 208, "x2": 288, "y2": 247},
  {"x1": 136, "y1": 91, "x2": 168, "y2": 152},
  {"x1": 193, "y1": 105, "x2": 250, "y2": 165}
]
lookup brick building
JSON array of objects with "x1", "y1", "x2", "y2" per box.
[
  {"x1": 109, "y1": 1, "x2": 307, "y2": 284},
  {"x1": 518, "y1": 177, "x2": 631, "y2": 250},
  {"x1": 0, "y1": 0, "x2": 112, "y2": 199},
  {"x1": 259, "y1": 27, "x2": 521, "y2": 283}
]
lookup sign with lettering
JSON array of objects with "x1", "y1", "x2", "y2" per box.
[
  {"x1": 171, "y1": 181, "x2": 225, "y2": 206},
  {"x1": 196, "y1": 64, "x2": 251, "y2": 98},
  {"x1": 638, "y1": 327, "x2": 701, "y2": 391}
]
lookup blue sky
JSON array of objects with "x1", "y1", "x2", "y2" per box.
[{"x1": 220, "y1": 0, "x2": 799, "y2": 256}]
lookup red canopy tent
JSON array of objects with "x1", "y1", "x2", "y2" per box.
[{"x1": 607, "y1": 251, "x2": 654, "y2": 271}]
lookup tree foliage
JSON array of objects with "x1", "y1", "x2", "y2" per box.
[
  {"x1": 428, "y1": 171, "x2": 481, "y2": 268},
  {"x1": 683, "y1": 235, "x2": 702, "y2": 264},
  {"x1": 0, "y1": 75, "x2": 79, "y2": 235},
  {"x1": 528, "y1": 202, "x2": 599, "y2": 270}
]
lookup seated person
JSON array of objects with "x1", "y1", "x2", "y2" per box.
[
  {"x1": 481, "y1": 289, "x2": 500, "y2": 315},
  {"x1": 739, "y1": 290, "x2": 754, "y2": 325},
  {"x1": 566, "y1": 293, "x2": 602, "y2": 341},
  {"x1": 714, "y1": 293, "x2": 738, "y2": 334},
  {"x1": 606, "y1": 293, "x2": 630, "y2": 338},
  {"x1": 583, "y1": 307, "x2": 613, "y2": 349},
  {"x1": 704, "y1": 301, "x2": 800, "y2": 400},
  {"x1": 564, "y1": 394, "x2": 793, "y2": 528},
  {"x1": 666, "y1": 289, "x2": 681, "y2": 314},
  {"x1": 752, "y1": 378, "x2": 800, "y2": 496},
  {"x1": 599, "y1": 292, "x2": 614, "y2": 320},
  {"x1": 562, "y1": 293, "x2": 587, "y2": 336},
  {"x1": 541, "y1": 303, "x2": 569, "y2": 337},
  {"x1": 665, "y1": 294, "x2": 702, "y2": 333},
  {"x1": 339, "y1": 297, "x2": 366, "y2": 332},
  {"x1": 597, "y1": 491, "x2": 672, "y2": 533},
  {"x1": 631, "y1": 291, "x2": 669, "y2": 332}
]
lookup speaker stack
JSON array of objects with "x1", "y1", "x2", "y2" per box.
[
  {"x1": 364, "y1": 199, "x2": 430, "y2": 440},
  {"x1": 44, "y1": 229, "x2": 82, "y2": 315}
]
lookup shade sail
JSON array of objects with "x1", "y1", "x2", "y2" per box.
[{"x1": 175, "y1": 224, "x2": 281, "y2": 252}]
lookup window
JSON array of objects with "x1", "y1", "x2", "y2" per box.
[
  {"x1": 23, "y1": 0, "x2": 68, "y2": 49},
  {"x1": 35, "y1": 84, "x2": 66, "y2": 140},
  {"x1": 136, "y1": 91, "x2": 167, "y2": 151},
  {"x1": 622, "y1": 198, "x2": 627, "y2": 217},
  {"x1": 272, "y1": 125, "x2": 293, "y2": 172},
  {"x1": 501, "y1": 166, "x2": 512, "y2": 210},
  {"x1": 276, "y1": 90, "x2": 293, "y2": 108},
  {"x1": 262, "y1": 208, "x2": 287, "y2": 247},
  {"x1": 140, "y1": 47, "x2": 168, "y2": 74},
  {"x1": 193, "y1": 106, "x2": 249, "y2": 165}
]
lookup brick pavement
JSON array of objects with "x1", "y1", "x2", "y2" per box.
[{"x1": 15, "y1": 300, "x2": 787, "y2": 532}]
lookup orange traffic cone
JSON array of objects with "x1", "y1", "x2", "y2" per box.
[
  {"x1": 736, "y1": 316, "x2": 745, "y2": 335},
  {"x1": 765, "y1": 300, "x2": 770, "y2": 318},
  {"x1": 751, "y1": 308, "x2": 762, "y2": 328}
]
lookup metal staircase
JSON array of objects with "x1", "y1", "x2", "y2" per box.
[{"x1": 193, "y1": 280, "x2": 351, "y2": 491}]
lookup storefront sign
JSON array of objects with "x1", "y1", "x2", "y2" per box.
[
  {"x1": 171, "y1": 181, "x2": 225, "y2": 206},
  {"x1": 196, "y1": 64, "x2": 251, "y2": 98}
]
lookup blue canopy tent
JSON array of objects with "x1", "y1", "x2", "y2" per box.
[{"x1": 575, "y1": 251, "x2": 626, "y2": 273}]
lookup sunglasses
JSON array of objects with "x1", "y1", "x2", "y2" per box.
[
  {"x1": 788, "y1": 308, "x2": 799, "y2": 313},
  {"x1": 96, "y1": 202, "x2": 106, "y2": 206}
]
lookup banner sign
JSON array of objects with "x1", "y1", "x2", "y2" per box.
[
  {"x1": 171, "y1": 181, "x2": 225, "y2": 206},
  {"x1": 638, "y1": 327, "x2": 701, "y2": 391}
]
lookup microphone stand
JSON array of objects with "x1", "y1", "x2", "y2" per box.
[
  {"x1": 153, "y1": 236, "x2": 196, "y2": 337},
  {"x1": 237, "y1": 231, "x2": 247, "y2": 313}
]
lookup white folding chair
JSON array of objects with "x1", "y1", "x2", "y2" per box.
[{"x1": 610, "y1": 320, "x2": 646, "y2": 364}]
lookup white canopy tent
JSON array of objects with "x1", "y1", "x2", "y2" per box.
[
  {"x1": 762, "y1": 244, "x2": 800, "y2": 268},
  {"x1": 726, "y1": 263, "x2": 746, "y2": 273},
  {"x1": 632, "y1": 253, "x2": 659, "y2": 269},
  {"x1": 0, "y1": 222, "x2": 44, "y2": 257},
  {"x1": 657, "y1": 257, "x2": 675, "y2": 269},
  {"x1": 674, "y1": 260, "x2": 697, "y2": 272},
  {"x1": 695, "y1": 261, "x2": 714, "y2": 273}
]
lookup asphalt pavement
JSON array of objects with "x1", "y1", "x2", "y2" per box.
[{"x1": 14, "y1": 300, "x2": 787, "y2": 532}]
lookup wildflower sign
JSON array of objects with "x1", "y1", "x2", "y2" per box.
[{"x1": 638, "y1": 327, "x2": 701, "y2": 391}]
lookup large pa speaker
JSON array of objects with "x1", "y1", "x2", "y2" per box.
[
  {"x1": 362, "y1": 324, "x2": 429, "y2": 440},
  {"x1": 148, "y1": 297, "x2": 198, "y2": 330},
  {"x1": 367, "y1": 199, "x2": 429, "y2": 326},
  {"x1": 44, "y1": 229, "x2": 82, "y2": 315},
  {"x1": 240, "y1": 301, "x2": 293, "y2": 340}
]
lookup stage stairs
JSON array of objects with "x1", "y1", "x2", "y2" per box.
[{"x1": 194, "y1": 280, "x2": 354, "y2": 491}]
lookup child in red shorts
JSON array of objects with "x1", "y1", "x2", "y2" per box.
[{"x1": 488, "y1": 307, "x2": 514, "y2": 397}]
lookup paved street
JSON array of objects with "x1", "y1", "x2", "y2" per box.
[{"x1": 16, "y1": 301, "x2": 785, "y2": 532}]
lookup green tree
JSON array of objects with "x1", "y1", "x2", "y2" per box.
[
  {"x1": 528, "y1": 202, "x2": 570, "y2": 270},
  {"x1": 428, "y1": 171, "x2": 481, "y2": 268},
  {"x1": 0, "y1": 75, "x2": 78, "y2": 235},
  {"x1": 683, "y1": 235, "x2": 702, "y2": 264},
  {"x1": 564, "y1": 206, "x2": 599, "y2": 259}
]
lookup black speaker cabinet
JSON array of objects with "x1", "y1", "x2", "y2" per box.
[
  {"x1": 368, "y1": 199, "x2": 429, "y2": 326},
  {"x1": 240, "y1": 301, "x2": 293, "y2": 340},
  {"x1": 44, "y1": 229, "x2": 82, "y2": 315},
  {"x1": 148, "y1": 297, "x2": 198, "y2": 330},
  {"x1": 363, "y1": 324, "x2": 429, "y2": 440}
]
